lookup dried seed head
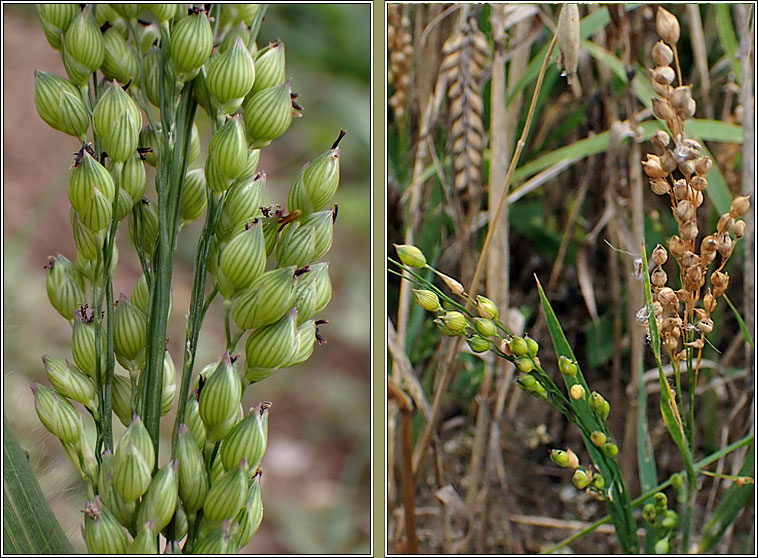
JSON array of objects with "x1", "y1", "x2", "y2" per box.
[
  {"x1": 656, "y1": 7, "x2": 680, "y2": 44},
  {"x1": 556, "y1": 4, "x2": 580, "y2": 86},
  {"x1": 651, "y1": 267, "x2": 667, "y2": 288},
  {"x1": 653, "y1": 301, "x2": 664, "y2": 316},
  {"x1": 683, "y1": 138, "x2": 702, "y2": 156},
  {"x1": 690, "y1": 176, "x2": 707, "y2": 191},
  {"x1": 672, "y1": 179, "x2": 689, "y2": 200},
  {"x1": 711, "y1": 270, "x2": 729, "y2": 296},
  {"x1": 679, "y1": 251, "x2": 700, "y2": 268},
  {"x1": 699, "y1": 235, "x2": 717, "y2": 257},
  {"x1": 733, "y1": 220, "x2": 746, "y2": 239},
  {"x1": 674, "y1": 288, "x2": 690, "y2": 304},
  {"x1": 694, "y1": 307, "x2": 708, "y2": 321},
  {"x1": 435, "y1": 271, "x2": 465, "y2": 296},
  {"x1": 703, "y1": 290, "x2": 717, "y2": 312},
  {"x1": 652, "y1": 98, "x2": 677, "y2": 122},
  {"x1": 697, "y1": 318, "x2": 713, "y2": 334},
  {"x1": 660, "y1": 317, "x2": 678, "y2": 334},
  {"x1": 668, "y1": 235, "x2": 687, "y2": 258},
  {"x1": 673, "y1": 140, "x2": 700, "y2": 162},
  {"x1": 717, "y1": 232, "x2": 734, "y2": 259},
  {"x1": 642, "y1": 153, "x2": 668, "y2": 179},
  {"x1": 652, "y1": 80, "x2": 673, "y2": 98},
  {"x1": 652, "y1": 244, "x2": 668, "y2": 266},
  {"x1": 651, "y1": 130, "x2": 671, "y2": 151},
  {"x1": 729, "y1": 195, "x2": 750, "y2": 219},
  {"x1": 652, "y1": 40, "x2": 674, "y2": 66},
  {"x1": 674, "y1": 199, "x2": 695, "y2": 222},
  {"x1": 651, "y1": 65, "x2": 675, "y2": 85},
  {"x1": 679, "y1": 219, "x2": 698, "y2": 241},
  {"x1": 679, "y1": 98, "x2": 697, "y2": 119},
  {"x1": 695, "y1": 156, "x2": 712, "y2": 176},
  {"x1": 660, "y1": 150, "x2": 678, "y2": 173},
  {"x1": 685, "y1": 263, "x2": 704, "y2": 285},
  {"x1": 657, "y1": 287, "x2": 678, "y2": 312},
  {"x1": 666, "y1": 336, "x2": 679, "y2": 352},
  {"x1": 570, "y1": 384, "x2": 585, "y2": 400},
  {"x1": 670, "y1": 85, "x2": 692, "y2": 111},
  {"x1": 717, "y1": 213, "x2": 734, "y2": 235},
  {"x1": 649, "y1": 178, "x2": 670, "y2": 195},
  {"x1": 678, "y1": 158, "x2": 696, "y2": 176}
]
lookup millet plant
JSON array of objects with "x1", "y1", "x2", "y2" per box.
[
  {"x1": 29, "y1": 4, "x2": 342, "y2": 553},
  {"x1": 389, "y1": 5, "x2": 753, "y2": 555}
]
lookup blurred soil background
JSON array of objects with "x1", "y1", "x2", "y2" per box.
[
  {"x1": 3, "y1": 4, "x2": 371, "y2": 554},
  {"x1": 387, "y1": 4, "x2": 754, "y2": 554}
]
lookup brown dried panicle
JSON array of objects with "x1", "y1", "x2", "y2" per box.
[{"x1": 642, "y1": 6, "x2": 749, "y2": 364}]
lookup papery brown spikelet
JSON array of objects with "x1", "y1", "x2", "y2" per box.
[
  {"x1": 442, "y1": 15, "x2": 489, "y2": 195},
  {"x1": 388, "y1": 5, "x2": 412, "y2": 121}
]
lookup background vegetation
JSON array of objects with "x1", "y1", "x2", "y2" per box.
[{"x1": 387, "y1": 4, "x2": 753, "y2": 554}]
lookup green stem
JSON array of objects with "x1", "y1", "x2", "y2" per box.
[
  {"x1": 142, "y1": 26, "x2": 199, "y2": 465},
  {"x1": 171, "y1": 194, "x2": 224, "y2": 458},
  {"x1": 247, "y1": 5, "x2": 269, "y2": 51}
]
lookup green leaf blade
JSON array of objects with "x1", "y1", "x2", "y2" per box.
[{"x1": 3, "y1": 415, "x2": 75, "y2": 554}]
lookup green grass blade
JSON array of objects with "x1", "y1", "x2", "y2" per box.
[
  {"x1": 3, "y1": 415, "x2": 75, "y2": 554},
  {"x1": 698, "y1": 446, "x2": 754, "y2": 552},
  {"x1": 635, "y1": 352, "x2": 658, "y2": 553},
  {"x1": 535, "y1": 276, "x2": 639, "y2": 554},
  {"x1": 640, "y1": 244, "x2": 696, "y2": 484},
  {"x1": 723, "y1": 294, "x2": 755, "y2": 349},
  {"x1": 511, "y1": 120, "x2": 741, "y2": 186},
  {"x1": 714, "y1": 4, "x2": 742, "y2": 84}
]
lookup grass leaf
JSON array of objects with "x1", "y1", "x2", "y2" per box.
[
  {"x1": 3, "y1": 415, "x2": 74, "y2": 554},
  {"x1": 723, "y1": 294, "x2": 755, "y2": 349},
  {"x1": 714, "y1": 4, "x2": 742, "y2": 84},
  {"x1": 535, "y1": 276, "x2": 639, "y2": 554}
]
